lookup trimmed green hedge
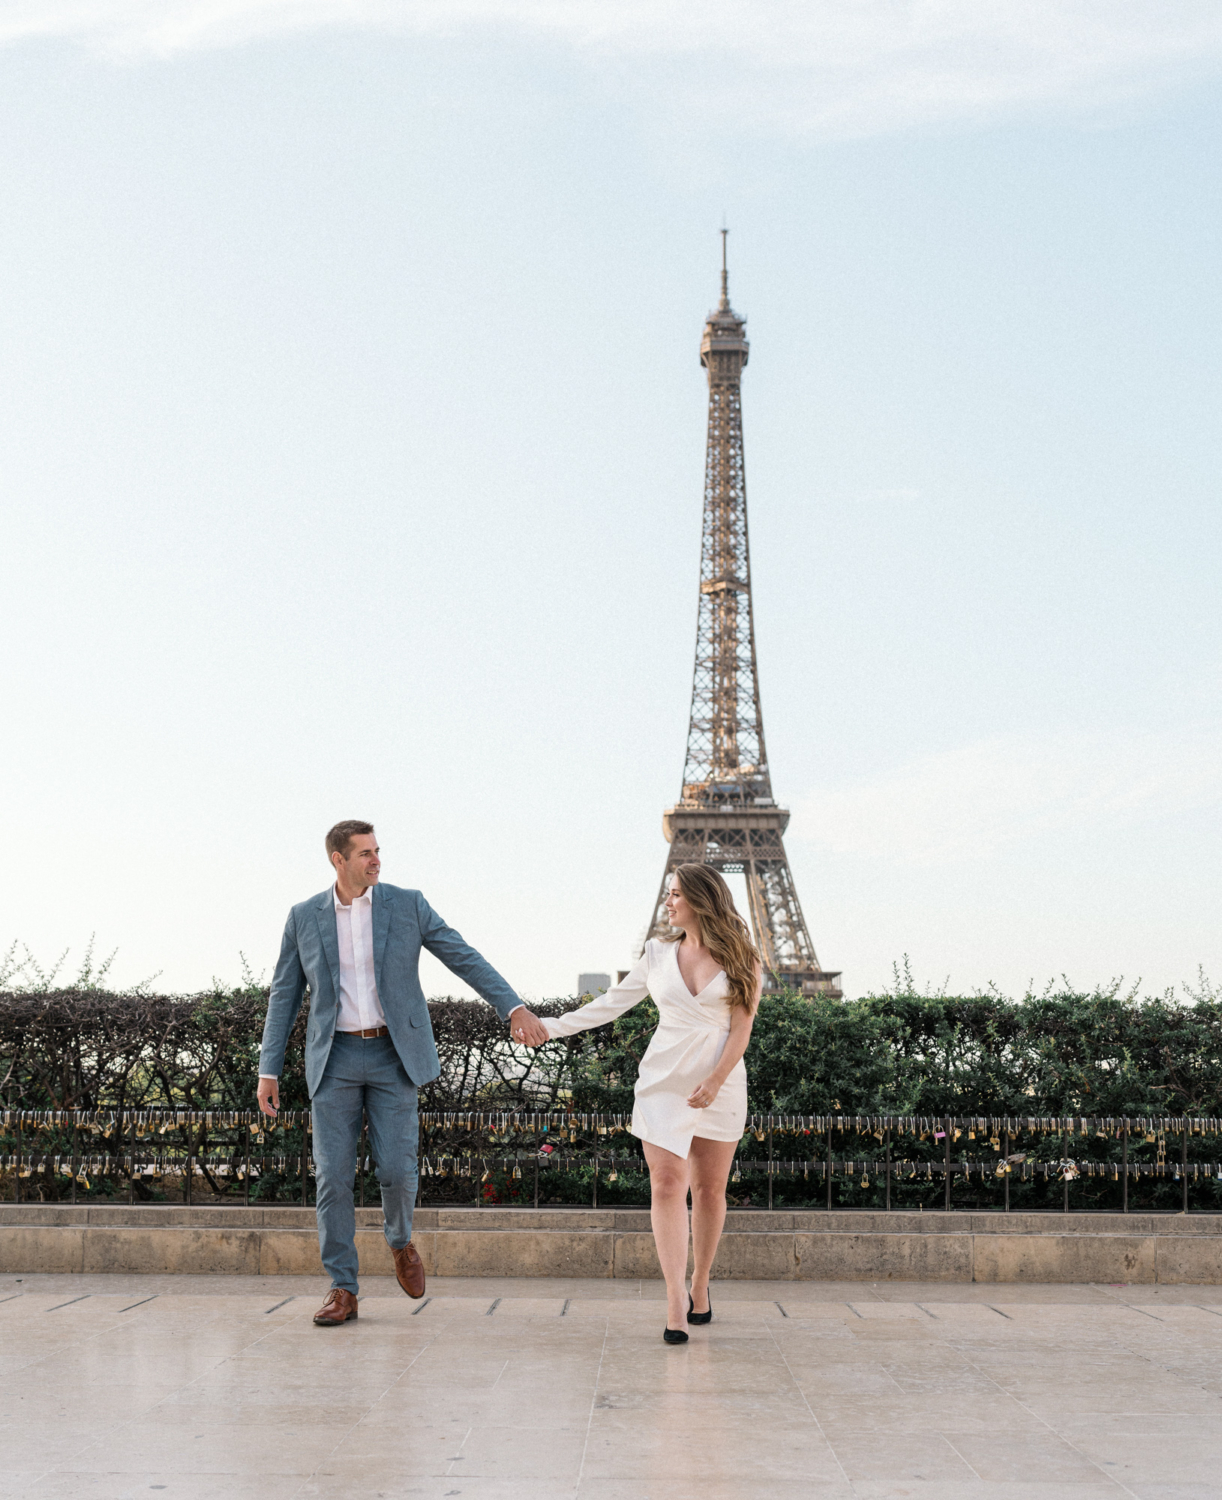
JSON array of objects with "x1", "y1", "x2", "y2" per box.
[
  {"x1": 3, "y1": 982, "x2": 1220, "y2": 1117},
  {"x1": 742, "y1": 988, "x2": 1222, "y2": 1117},
  {"x1": 3, "y1": 980, "x2": 1222, "y2": 1211}
]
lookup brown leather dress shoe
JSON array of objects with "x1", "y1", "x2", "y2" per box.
[
  {"x1": 313, "y1": 1288, "x2": 358, "y2": 1326},
  {"x1": 393, "y1": 1241, "x2": 426, "y2": 1298}
]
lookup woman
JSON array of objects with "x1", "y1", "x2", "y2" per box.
[{"x1": 526, "y1": 863, "x2": 761, "y2": 1343}]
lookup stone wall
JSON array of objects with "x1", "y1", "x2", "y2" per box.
[{"x1": 3, "y1": 1205, "x2": 1221, "y2": 1282}]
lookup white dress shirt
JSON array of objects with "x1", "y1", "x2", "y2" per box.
[
  {"x1": 333, "y1": 883, "x2": 387, "y2": 1032},
  {"x1": 259, "y1": 883, "x2": 387, "y2": 1080}
]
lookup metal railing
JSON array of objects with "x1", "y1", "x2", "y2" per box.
[{"x1": 3, "y1": 1110, "x2": 1220, "y2": 1213}]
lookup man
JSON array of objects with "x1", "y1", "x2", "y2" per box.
[{"x1": 257, "y1": 820, "x2": 547, "y2": 1326}]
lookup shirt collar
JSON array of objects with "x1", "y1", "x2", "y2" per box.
[{"x1": 333, "y1": 883, "x2": 374, "y2": 911}]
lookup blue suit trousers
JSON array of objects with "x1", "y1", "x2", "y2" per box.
[{"x1": 311, "y1": 1033, "x2": 418, "y2": 1294}]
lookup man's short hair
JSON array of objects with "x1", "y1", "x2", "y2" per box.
[{"x1": 325, "y1": 820, "x2": 375, "y2": 860}]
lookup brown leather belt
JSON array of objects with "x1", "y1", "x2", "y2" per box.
[{"x1": 337, "y1": 1026, "x2": 390, "y2": 1038}]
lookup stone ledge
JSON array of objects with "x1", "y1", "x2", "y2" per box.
[
  {"x1": 3, "y1": 1204, "x2": 1221, "y2": 1233},
  {"x1": 2, "y1": 1208, "x2": 1221, "y2": 1282}
]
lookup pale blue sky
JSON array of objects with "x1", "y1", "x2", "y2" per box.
[{"x1": 2, "y1": 4, "x2": 1221, "y2": 1000}]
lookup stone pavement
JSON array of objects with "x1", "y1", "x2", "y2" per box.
[{"x1": 2, "y1": 1273, "x2": 1222, "y2": 1499}]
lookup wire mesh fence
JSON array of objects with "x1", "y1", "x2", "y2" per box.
[{"x1": 4, "y1": 1110, "x2": 1222, "y2": 1213}]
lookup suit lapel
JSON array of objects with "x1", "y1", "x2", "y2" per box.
[
  {"x1": 372, "y1": 883, "x2": 391, "y2": 995},
  {"x1": 316, "y1": 890, "x2": 341, "y2": 1000}
]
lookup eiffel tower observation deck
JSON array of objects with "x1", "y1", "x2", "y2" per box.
[{"x1": 645, "y1": 236, "x2": 842, "y2": 999}]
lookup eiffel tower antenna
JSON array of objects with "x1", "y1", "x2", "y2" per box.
[{"x1": 644, "y1": 238, "x2": 842, "y2": 999}]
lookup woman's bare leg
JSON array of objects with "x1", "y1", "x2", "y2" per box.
[
  {"x1": 688, "y1": 1137, "x2": 737, "y2": 1314},
  {"x1": 643, "y1": 1142, "x2": 691, "y2": 1329}
]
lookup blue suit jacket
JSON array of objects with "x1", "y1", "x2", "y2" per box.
[{"x1": 258, "y1": 882, "x2": 521, "y2": 1095}]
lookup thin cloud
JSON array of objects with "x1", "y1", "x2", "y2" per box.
[
  {"x1": 4, "y1": 2, "x2": 1222, "y2": 136},
  {"x1": 795, "y1": 732, "x2": 1222, "y2": 865}
]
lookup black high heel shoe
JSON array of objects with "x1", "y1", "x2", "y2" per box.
[
  {"x1": 663, "y1": 1326, "x2": 689, "y2": 1344},
  {"x1": 687, "y1": 1290, "x2": 713, "y2": 1325}
]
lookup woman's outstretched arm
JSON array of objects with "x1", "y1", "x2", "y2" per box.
[{"x1": 530, "y1": 951, "x2": 651, "y2": 1042}]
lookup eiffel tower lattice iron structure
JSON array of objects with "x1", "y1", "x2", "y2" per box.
[{"x1": 645, "y1": 236, "x2": 842, "y2": 998}]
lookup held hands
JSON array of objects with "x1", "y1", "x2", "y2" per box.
[
  {"x1": 257, "y1": 1077, "x2": 280, "y2": 1118},
  {"x1": 509, "y1": 1006, "x2": 550, "y2": 1048},
  {"x1": 687, "y1": 1076, "x2": 722, "y2": 1110}
]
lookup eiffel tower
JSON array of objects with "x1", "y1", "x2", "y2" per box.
[{"x1": 644, "y1": 236, "x2": 842, "y2": 998}]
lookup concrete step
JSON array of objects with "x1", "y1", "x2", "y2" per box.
[{"x1": 2, "y1": 1206, "x2": 1221, "y2": 1282}]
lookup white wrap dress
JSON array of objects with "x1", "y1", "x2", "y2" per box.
[{"x1": 542, "y1": 938, "x2": 748, "y2": 1158}]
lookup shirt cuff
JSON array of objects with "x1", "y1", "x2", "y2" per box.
[{"x1": 258, "y1": 1074, "x2": 278, "y2": 1081}]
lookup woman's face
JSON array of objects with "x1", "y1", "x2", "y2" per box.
[{"x1": 663, "y1": 877, "x2": 698, "y2": 933}]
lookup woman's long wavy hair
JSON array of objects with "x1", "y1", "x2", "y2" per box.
[{"x1": 664, "y1": 863, "x2": 761, "y2": 1013}]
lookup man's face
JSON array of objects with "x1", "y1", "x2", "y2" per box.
[{"x1": 335, "y1": 832, "x2": 381, "y2": 888}]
